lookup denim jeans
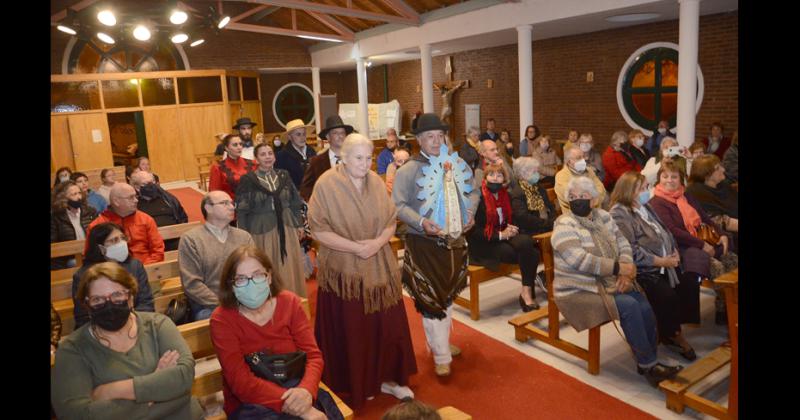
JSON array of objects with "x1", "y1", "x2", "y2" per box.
[
  {"x1": 613, "y1": 291, "x2": 658, "y2": 367},
  {"x1": 188, "y1": 299, "x2": 215, "y2": 321}
]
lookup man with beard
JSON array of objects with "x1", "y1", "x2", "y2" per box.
[
  {"x1": 216, "y1": 117, "x2": 257, "y2": 157},
  {"x1": 377, "y1": 128, "x2": 400, "y2": 175}
]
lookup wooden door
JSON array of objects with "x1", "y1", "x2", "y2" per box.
[
  {"x1": 143, "y1": 108, "x2": 184, "y2": 183},
  {"x1": 51, "y1": 115, "x2": 74, "y2": 172},
  {"x1": 177, "y1": 105, "x2": 227, "y2": 180},
  {"x1": 241, "y1": 102, "x2": 262, "y2": 129},
  {"x1": 67, "y1": 113, "x2": 114, "y2": 171}
]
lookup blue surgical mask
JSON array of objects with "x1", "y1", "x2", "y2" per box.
[
  {"x1": 528, "y1": 172, "x2": 540, "y2": 185},
  {"x1": 233, "y1": 277, "x2": 271, "y2": 309},
  {"x1": 638, "y1": 190, "x2": 650, "y2": 205}
]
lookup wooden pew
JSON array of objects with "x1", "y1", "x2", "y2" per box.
[
  {"x1": 50, "y1": 222, "x2": 200, "y2": 271},
  {"x1": 508, "y1": 231, "x2": 607, "y2": 375},
  {"x1": 660, "y1": 269, "x2": 738, "y2": 419},
  {"x1": 454, "y1": 263, "x2": 520, "y2": 321},
  {"x1": 51, "y1": 249, "x2": 179, "y2": 282},
  {"x1": 51, "y1": 165, "x2": 126, "y2": 191}
]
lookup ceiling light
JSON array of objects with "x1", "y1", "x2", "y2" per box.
[
  {"x1": 97, "y1": 10, "x2": 116, "y2": 26},
  {"x1": 57, "y1": 25, "x2": 77, "y2": 35},
  {"x1": 171, "y1": 33, "x2": 189, "y2": 43},
  {"x1": 133, "y1": 25, "x2": 151, "y2": 41},
  {"x1": 297, "y1": 35, "x2": 343, "y2": 43},
  {"x1": 190, "y1": 39, "x2": 205, "y2": 47},
  {"x1": 217, "y1": 16, "x2": 230, "y2": 29},
  {"x1": 97, "y1": 32, "x2": 115, "y2": 44},
  {"x1": 366, "y1": 61, "x2": 373, "y2": 67},
  {"x1": 130, "y1": 79, "x2": 139, "y2": 85},
  {"x1": 170, "y1": 10, "x2": 188, "y2": 25},
  {"x1": 605, "y1": 13, "x2": 661, "y2": 23}
]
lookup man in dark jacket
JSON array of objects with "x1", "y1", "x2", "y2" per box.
[
  {"x1": 130, "y1": 170, "x2": 188, "y2": 251},
  {"x1": 276, "y1": 119, "x2": 317, "y2": 188}
]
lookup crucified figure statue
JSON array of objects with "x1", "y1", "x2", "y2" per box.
[{"x1": 433, "y1": 80, "x2": 466, "y2": 127}]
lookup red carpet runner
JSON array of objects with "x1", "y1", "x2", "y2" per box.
[{"x1": 171, "y1": 186, "x2": 655, "y2": 419}]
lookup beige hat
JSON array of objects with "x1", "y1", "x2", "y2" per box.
[{"x1": 284, "y1": 119, "x2": 312, "y2": 135}]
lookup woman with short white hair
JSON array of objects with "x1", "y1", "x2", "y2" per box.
[
  {"x1": 459, "y1": 126, "x2": 481, "y2": 171},
  {"x1": 307, "y1": 133, "x2": 417, "y2": 409},
  {"x1": 552, "y1": 176, "x2": 682, "y2": 387}
]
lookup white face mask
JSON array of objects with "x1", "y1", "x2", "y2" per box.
[
  {"x1": 573, "y1": 159, "x2": 587, "y2": 173},
  {"x1": 634, "y1": 138, "x2": 644, "y2": 147},
  {"x1": 59, "y1": 175, "x2": 71, "y2": 183},
  {"x1": 273, "y1": 139, "x2": 282, "y2": 147},
  {"x1": 658, "y1": 128, "x2": 667, "y2": 135},
  {"x1": 579, "y1": 143, "x2": 592, "y2": 153},
  {"x1": 664, "y1": 146, "x2": 681, "y2": 158},
  {"x1": 103, "y1": 241, "x2": 129, "y2": 263}
]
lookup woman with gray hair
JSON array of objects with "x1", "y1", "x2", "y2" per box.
[
  {"x1": 308, "y1": 133, "x2": 417, "y2": 409},
  {"x1": 458, "y1": 126, "x2": 481, "y2": 171},
  {"x1": 552, "y1": 176, "x2": 682, "y2": 387}
]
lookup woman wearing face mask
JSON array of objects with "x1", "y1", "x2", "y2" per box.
[
  {"x1": 54, "y1": 166, "x2": 74, "y2": 188},
  {"x1": 626, "y1": 129, "x2": 651, "y2": 168},
  {"x1": 468, "y1": 163, "x2": 542, "y2": 312},
  {"x1": 640, "y1": 137, "x2": 689, "y2": 190},
  {"x1": 648, "y1": 161, "x2": 738, "y2": 326},
  {"x1": 53, "y1": 262, "x2": 203, "y2": 420},
  {"x1": 552, "y1": 176, "x2": 683, "y2": 387},
  {"x1": 602, "y1": 130, "x2": 642, "y2": 191},
  {"x1": 529, "y1": 134, "x2": 562, "y2": 188},
  {"x1": 210, "y1": 134, "x2": 259, "y2": 201},
  {"x1": 235, "y1": 143, "x2": 307, "y2": 298},
  {"x1": 210, "y1": 245, "x2": 330, "y2": 420},
  {"x1": 610, "y1": 171, "x2": 699, "y2": 361},
  {"x1": 519, "y1": 124, "x2": 542, "y2": 157},
  {"x1": 71, "y1": 222, "x2": 155, "y2": 329},
  {"x1": 51, "y1": 181, "x2": 98, "y2": 269},
  {"x1": 576, "y1": 133, "x2": 605, "y2": 182}
]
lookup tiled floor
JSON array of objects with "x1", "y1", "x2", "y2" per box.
[{"x1": 445, "y1": 273, "x2": 732, "y2": 419}]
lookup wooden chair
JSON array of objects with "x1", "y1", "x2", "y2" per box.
[
  {"x1": 660, "y1": 269, "x2": 738, "y2": 419},
  {"x1": 195, "y1": 153, "x2": 219, "y2": 191}
]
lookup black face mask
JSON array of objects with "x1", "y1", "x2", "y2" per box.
[
  {"x1": 67, "y1": 199, "x2": 82, "y2": 209},
  {"x1": 89, "y1": 300, "x2": 132, "y2": 331},
  {"x1": 486, "y1": 182, "x2": 504, "y2": 193},
  {"x1": 139, "y1": 183, "x2": 159, "y2": 200},
  {"x1": 569, "y1": 199, "x2": 592, "y2": 217}
]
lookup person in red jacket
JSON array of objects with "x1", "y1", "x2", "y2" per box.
[
  {"x1": 209, "y1": 134, "x2": 258, "y2": 201},
  {"x1": 700, "y1": 122, "x2": 732, "y2": 158},
  {"x1": 86, "y1": 183, "x2": 164, "y2": 264},
  {"x1": 602, "y1": 130, "x2": 642, "y2": 191},
  {"x1": 210, "y1": 245, "x2": 326, "y2": 419}
]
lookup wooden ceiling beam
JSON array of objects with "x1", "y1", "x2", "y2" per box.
[
  {"x1": 231, "y1": 0, "x2": 419, "y2": 25},
  {"x1": 232, "y1": 5, "x2": 270, "y2": 23},
  {"x1": 381, "y1": 0, "x2": 420, "y2": 20},
  {"x1": 51, "y1": 0, "x2": 101, "y2": 23},
  {"x1": 305, "y1": 10, "x2": 355, "y2": 38},
  {"x1": 226, "y1": 22, "x2": 354, "y2": 42}
]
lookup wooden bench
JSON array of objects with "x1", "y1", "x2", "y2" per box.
[
  {"x1": 660, "y1": 269, "x2": 738, "y2": 419},
  {"x1": 51, "y1": 165, "x2": 126, "y2": 191},
  {"x1": 51, "y1": 222, "x2": 200, "y2": 270},
  {"x1": 195, "y1": 153, "x2": 220, "y2": 191},
  {"x1": 454, "y1": 263, "x2": 520, "y2": 321}
]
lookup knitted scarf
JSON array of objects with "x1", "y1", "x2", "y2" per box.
[
  {"x1": 518, "y1": 179, "x2": 545, "y2": 212},
  {"x1": 653, "y1": 183, "x2": 701, "y2": 236},
  {"x1": 573, "y1": 209, "x2": 619, "y2": 289},
  {"x1": 481, "y1": 180, "x2": 512, "y2": 240}
]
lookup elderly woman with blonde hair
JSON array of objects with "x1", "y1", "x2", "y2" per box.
[
  {"x1": 552, "y1": 176, "x2": 682, "y2": 386},
  {"x1": 308, "y1": 133, "x2": 417, "y2": 409}
]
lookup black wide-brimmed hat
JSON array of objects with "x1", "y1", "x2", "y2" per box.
[
  {"x1": 233, "y1": 117, "x2": 258, "y2": 130},
  {"x1": 411, "y1": 113, "x2": 449, "y2": 135},
  {"x1": 318, "y1": 115, "x2": 355, "y2": 140}
]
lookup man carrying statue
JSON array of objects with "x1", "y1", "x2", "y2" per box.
[{"x1": 392, "y1": 113, "x2": 480, "y2": 377}]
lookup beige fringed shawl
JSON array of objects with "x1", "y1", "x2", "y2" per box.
[{"x1": 307, "y1": 164, "x2": 402, "y2": 314}]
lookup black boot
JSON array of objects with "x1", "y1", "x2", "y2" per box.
[{"x1": 638, "y1": 363, "x2": 683, "y2": 387}]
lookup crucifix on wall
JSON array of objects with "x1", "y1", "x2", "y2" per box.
[{"x1": 433, "y1": 56, "x2": 469, "y2": 136}]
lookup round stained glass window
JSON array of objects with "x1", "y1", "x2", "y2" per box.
[{"x1": 272, "y1": 83, "x2": 316, "y2": 128}]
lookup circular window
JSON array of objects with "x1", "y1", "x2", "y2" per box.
[
  {"x1": 616, "y1": 42, "x2": 704, "y2": 136},
  {"x1": 64, "y1": 37, "x2": 186, "y2": 74},
  {"x1": 272, "y1": 83, "x2": 315, "y2": 128}
]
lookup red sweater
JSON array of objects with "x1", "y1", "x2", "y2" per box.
[
  {"x1": 86, "y1": 210, "x2": 165, "y2": 264},
  {"x1": 209, "y1": 156, "x2": 258, "y2": 200},
  {"x1": 210, "y1": 291, "x2": 323, "y2": 415},
  {"x1": 602, "y1": 147, "x2": 642, "y2": 190}
]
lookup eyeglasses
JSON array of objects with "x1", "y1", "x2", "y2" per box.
[
  {"x1": 232, "y1": 272, "x2": 269, "y2": 288},
  {"x1": 104, "y1": 234, "x2": 128, "y2": 246},
  {"x1": 210, "y1": 200, "x2": 236, "y2": 208},
  {"x1": 86, "y1": 289, "x2": 130, "y2": 308}
]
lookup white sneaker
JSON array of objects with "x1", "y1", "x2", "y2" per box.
[{"x1": 380, "y1": 381, "x2": 414, "y2": 400}]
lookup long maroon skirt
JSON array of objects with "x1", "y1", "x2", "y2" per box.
[{"x1": 314, "y1": 287, "x2": 418, "y2": 410}]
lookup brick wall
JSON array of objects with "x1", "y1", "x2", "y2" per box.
[{"x1": 381, "y1": 12, "x2": 738, "y2": 149}]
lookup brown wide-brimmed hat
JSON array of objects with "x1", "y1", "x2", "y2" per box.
[
  {"x1": 318, "y1": 115, "x2": 355, "y2": 140},
  {"x1": 412, "y1": 113, "x2": 449, "y2": 135}
]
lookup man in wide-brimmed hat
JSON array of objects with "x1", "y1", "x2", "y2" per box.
[
  {"x1": 233, "y1": 117, "x2": 257, "y2": 147},
  {"x1": 299, "y1": 115, "x2": 354, "y2": 201},
  {"x1": 275, "y1": 118, "x2": 316, "y2": 188},
  {"x1": 392, "y1": 113, "x2": 479, "y2": 377}
]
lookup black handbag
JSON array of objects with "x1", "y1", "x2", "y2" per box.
[
  {"x1": 165, "y1": 296, "x2": 191, "y2": 325},
  {"x1": 244, "y1": 350, "x2": 306, "y2": 387}
]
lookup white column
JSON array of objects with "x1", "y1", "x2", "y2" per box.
[
  {"x1": 676, "y1": 0, "x2": 701, "y2": 148},
  {"x1": 356, "y1": 57, "x2": 370, "y2": 137},
  {"x1": 420, "y1": 44, "x2": 434, "y2": 113},
  {"x1": 517, "y1": 25, "x2": 533, "y2": 142},
  {"x1": 311, "y1": 67, "x2": 322, "y2": 134}
]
